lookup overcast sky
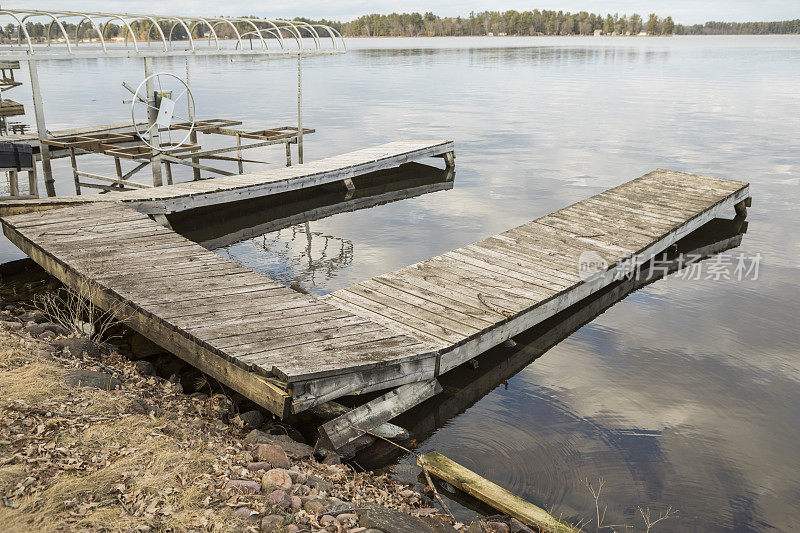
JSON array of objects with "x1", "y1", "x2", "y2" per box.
[{"x1": 23, "y1": 1, "x2": 799, "y2": 25}]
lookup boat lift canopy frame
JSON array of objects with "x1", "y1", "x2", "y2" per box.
[{"x1": 0, "y1": 9, "x2": 346, "y2": 196}]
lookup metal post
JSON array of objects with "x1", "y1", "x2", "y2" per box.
[
  {"x1": 185, "y1": 56, "x2": 201, "y2": 180},
  {"x1": 297, "y1": 53, "x2": 303, "y2": 164},
  {"x1": 27, "y1": 60, "x2": 55, "y2": 197},
  {"x1": 143, "y1": 57, "x2": 163, "y2": 186}
]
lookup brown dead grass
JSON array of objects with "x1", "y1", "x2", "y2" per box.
[{"x1": 0, "y1": 331, "x2": 246, "y2": 532}]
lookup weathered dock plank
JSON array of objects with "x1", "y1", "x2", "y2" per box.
[
  {"x1": 323, "y1": 169, "x2": 750, "y2": 375},
  {"x1": 0, "y1": 203, "x2": 440, "y2": 416},
  {"x1": 0, "y1": 166, "x2": 750, "y2": 451},
  {"x1": 0, "y1": 140, "x2": 455, "y2": 217}
]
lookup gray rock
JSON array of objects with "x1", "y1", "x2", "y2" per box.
[
  {"x1": 265, "y1": 489, "x2": 292, "y2": 508},
  {"x1": 53, "y1": 337, "x2": 104, "y2": 358},
  {"x1": 246, "y1": 461, "x2": 273, "y2": 472},
  {"x1": 290, "y1": 495, "x2": 302, "y2": 510},
  {"x1": 239, "y1": 409, "x2": 265, "y2": 429},
  {"x1": 245, "y1": 430, "x2": 314, "y2": 459},
  {"x1": 303, "y1": 498, "x2": 327, "y2": 515},
  {"x1": 509, "y1": 518, "x2": 534, "y2": 533},
  {"x1": 133, "y1": 360, "x2": 157, "y2": 376},
  {"x1": 0, "y1": 320, "x2": 23, "y2": 330},
  {"x1": 19, "y1": 310, "x2": 45, "y2": 322},
  {"x1": 65, "y1": 369, "x2": 121, "y2": 391},
  {"x1": 487, "y1": 521, "x2": 510, "y2": 533},
  {"x1": 224, "y1": 479, "x2": 261, "y2": 494},
  {"x1": 322, "y1": 452, "x2": 342, "y2": 465},
  {"x1": 261, "y1": 514, "x2": 284, "y2": 532},
  {"x1": 253, "y1": 443, "x2": 291, "y2": 469},
  {"x1": 357, "y1": 503, "x2": 458, "y2": 533},
  {"x1": 306, "y1": 475, "x2": 332, "y2": 493},
  {"x1": 234, "y1": 507, "x2": 260, "y2": 522},
  {"x1": 261, "y1": 468, "x2": 293, "y2": 492},
  {"x1": 40, "y1": 322, "x2": 68, "y2": 336}
]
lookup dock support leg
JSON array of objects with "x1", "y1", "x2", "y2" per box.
[
  {"x1": 285, "y1": 141, "x2": 292, "y2": 167},
  {"x1": 143, "y1": 57, "x2": 164, "y2": 187},
  {"x1": 114, "y1": 157, "x2": 124, "y2": 190},
  {"x1": 297, "y1": 54, "x2": 303, "y2": 164},
  {"x1": 343, "y1": 177, "x2": 356, "y2": 199},
  {"x1": 68, "y1": 147, "x2": 81, "y2": 195},
  {"x1": 27, "y1": 165, "x2": 39, "y2": 198},
  {"x1": 317, "y1": 378, "x2": 442, "y2": 451},
  {"x1": 236, "y1": 133, "x2": 244, "y2": 174},
  {"x1": 150, "y1": 214, "x2": 172, "y2": 229},
  {"x1": 443, "y1": 151, "x2": 455, "y2": 169},
  {"x1": 185, "y1": 57, "x2": 202, "y2": 181},
  {"x1": 164, "y1": 161, "x2": 173, "y2": 185},
  {"x1": 734, "y1": 197, "x2": 751, "y2": 218},
  {"x1": 27, "y1": 60, "x2": 55, "y2": 197},
  {"x1": 9, "y1": 170, "x2": 18, "y2": 197}
]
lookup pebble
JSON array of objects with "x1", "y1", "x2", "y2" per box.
[
  {"x1": 261, "y1": 514, "x2": 284, "y2": 532},
  {"x1": 320, "y1": 515, "x2": 340, "y2": 527},
  {"x1": 337, "y1": 512, "x2": 358, "y2": 523},
  {"x1": 133, "y1": 360, "x2": 157, "y2": 376},
  {"x1": 285, "y1": 526, "x2": 299, "y2": 533},
  {"x1": 261, "y1": 468, "x2": 293, "y2": 492},
  {"x1": 322, "y1": 453, "x2": 342, "y2": 465},
  {"x1": 239, "y1": 409, "x2": 265, "y2": 428},
  {"x1": 234, "y1": 507, "x2": 259, "y2": 521},
  {"x1": 303, "y1": 498, "x2": 327, "y2": 515},
  {"x1": 246, "y1": 461, "x2": 272, "y2": 472},
  {"x1": 487, "y1": 521, "x2": 510, "y2": 533},
  {"x1": 290, "y1": 495, "x2": 302, "y2": 510},
  {"x1": 252, "y1": 443, "x2": 291, "y2": 469},
  {"x1": 509, "y1": 519, "x2": 534, "y2": 533},
  {"x1": 224, "y1": 479, "x2": 261, "y2": 494},
  {"x1": 265, "y1": 489, "x2": 293, "y2": 508}
]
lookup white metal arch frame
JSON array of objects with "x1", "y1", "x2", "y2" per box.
[{"x1": 0, "y1": 9, "x2": 345, "y2": 59}]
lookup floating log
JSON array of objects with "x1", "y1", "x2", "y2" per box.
[{"x1": 418, "y1": 451, "x2": 577, "y2": 533}]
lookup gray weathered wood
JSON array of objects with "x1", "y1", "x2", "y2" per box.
[{"x1": 318, "y1": 379, "x2": 442, "y2": 450}]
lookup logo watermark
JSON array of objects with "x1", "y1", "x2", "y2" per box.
[
  {"x1": 577, "y1": 250, "x2": 609, "y2": 281},
  {"x1": 576, "y1": 252, "x2": 761, "y2": 282}
]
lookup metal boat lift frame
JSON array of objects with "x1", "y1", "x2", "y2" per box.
[{"x1": 0, "y1": 9, "x2": 346, "y2": 197}]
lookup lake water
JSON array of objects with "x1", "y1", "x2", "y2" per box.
[{"x1": 2, "y1": 35, "x2": 799, "y2": 531}]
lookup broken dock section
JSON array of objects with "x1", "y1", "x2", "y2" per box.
[{"x1": 0, "y1": 164, "x2": 750, "y2": 453}]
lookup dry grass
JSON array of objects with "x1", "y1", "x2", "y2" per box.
[{"x1": 0, "y1": 331, "x2": 248, "y2": 532}]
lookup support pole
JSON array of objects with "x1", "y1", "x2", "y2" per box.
[
  {"x1": 143, "y1": 57, "x2": 163, "y2": 187},
  {"x1": 27, "y1": 60, "x2": 55, "y2": 197},
  {"x1": 285, "y1": 141, "x2": 292, "y2": 167},
  {"x1": 27, "y1": 165, "x2": 39, "y2": 198},
  {"x1": 185, "y1": 57, "x2": 201, "y2": 181},
  {"x1": 236, "y1": 133, "x2": 244, "y2": 174},
  {"x1": 297, "y1": 53, "x2": 303, "y2": 164},
  {"x1": 68, "y1": 147, "x2": 81, "y2": 195}
]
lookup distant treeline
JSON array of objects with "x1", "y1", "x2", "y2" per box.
[
  {"x1": 2, "y1": 12, "x2": 797, "y2": 43},
  {"x1": 304, "y1": 12, "x2": 800, "y2": 37},
  {"x1": 677, "y1": 20, "x2": 800, "y2": 35},
  {"x1": 301, "y1": 11, "x2": 673, "y2": 36}
]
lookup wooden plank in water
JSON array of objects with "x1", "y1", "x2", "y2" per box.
[
  {"x1": 319, "y1": 379, "x2": 442, "y2": 450},
  {"x1": 418, "y1": 452, "x2": 576, "y2": 533}
]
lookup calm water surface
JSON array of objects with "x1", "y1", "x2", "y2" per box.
[{"x1": 2, "y1": 36, "x2": 799, "y2": 531}]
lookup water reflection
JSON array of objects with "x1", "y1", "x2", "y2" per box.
[
  {"x1": 1, "y1": 36, "x2": 798, "y2": 531},
  {"x1": 169, "y1": 162, "x2": 454, "y2": 294},
  {"x1": 355, "y1": 217, "x2": 751, "y2": 528}
]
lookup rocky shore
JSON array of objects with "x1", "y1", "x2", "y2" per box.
[{"x1": 0, "y1": 298, "x2": 528, "y2": 533}]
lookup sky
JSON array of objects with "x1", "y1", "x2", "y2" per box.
[{"x1": 20, "y1": 1, "x2": 800, "y2": 25}]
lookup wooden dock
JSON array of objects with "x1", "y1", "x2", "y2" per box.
[
  {"x1": 0, "y1": 140, "x2": 455, "y2": 217},
  {"x1": 0, "y1": 164, "x2": 750, "y2": 451}
]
